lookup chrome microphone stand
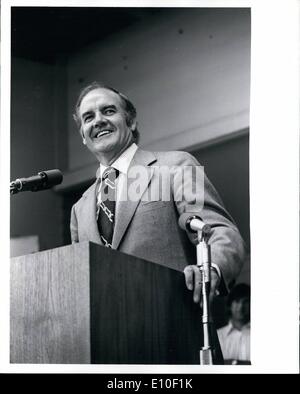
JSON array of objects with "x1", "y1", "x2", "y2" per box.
[{"x1": 196, "y1": 228, "x2": 214, "y2": 365}]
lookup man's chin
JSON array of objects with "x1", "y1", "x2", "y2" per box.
[
  {"x1": 88, "y1": 140, "x2": 118, "y2": 159},
  {"x1": 90, "y1": 138, "x2": 115, "y2": 151}
]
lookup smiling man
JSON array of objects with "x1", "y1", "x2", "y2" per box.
[{"x1": 71, "y1": 82, "x2": 246, "y2": 307}]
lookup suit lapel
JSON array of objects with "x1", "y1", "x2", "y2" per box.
[
  {"x1": 112, "y1": 149, "x2": 157, "y2": 249},
  {"x1": 81, "y1": 180, "x2": 103, "y2": 245}
]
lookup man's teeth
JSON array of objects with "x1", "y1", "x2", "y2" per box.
[{"x1": 95, "y1": 130, "x2": 112, "y2": 138}]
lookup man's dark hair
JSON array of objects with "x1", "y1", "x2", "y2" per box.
[
  {"x1": 227, "y1": 283, "x2": 250, "y2": 307},
  {"x1": 73, "y1": 82, "x2": 140, "y2": 143}
]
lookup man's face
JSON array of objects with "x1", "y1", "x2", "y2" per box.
[
  {"x1": 230, "y1": 297, "x2": 250, "y2": 324},
  {"x1": 78, "y1": 88, "x2": 135, "y2": 164}
]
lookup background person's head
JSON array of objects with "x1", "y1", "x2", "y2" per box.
[
  {"x1": 227, "y1": 283, "x2": 250, "y2": 328},
  {"x1": 73, "y1": 82, "x2": 140, "y2": 164}
]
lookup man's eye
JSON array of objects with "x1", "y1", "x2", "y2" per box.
[
  {"x1": 104, "y1": 108, "x2": 115, "y2": 115},
  {"x1": 84, "y1": 115, "x2": 93, "y2": 123}
]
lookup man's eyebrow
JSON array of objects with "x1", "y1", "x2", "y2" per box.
[
  {"x1": 81, "y1": 104, "x2": 118, "y2": 118},
  {"x1": 81, "y1": 110, "x2": 93, "y2": 118},
  {"x1": 102, "y1": 104, "x2": 117, "y2": 110}
]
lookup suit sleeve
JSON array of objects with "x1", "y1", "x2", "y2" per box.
[
  {"x1": 70, "y1": 204, "x2": 79, "y2": 243},
  {"x1": 172, "y1": 151, "x2": 246, "y2": 293}
]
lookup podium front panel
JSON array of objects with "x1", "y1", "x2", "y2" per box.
[
  {"x1": 10, "y1": 243, "x2": 91, "y2": 363},
  {"x1": 11, "y1": 242, "x2": 204, "y2": 364}
]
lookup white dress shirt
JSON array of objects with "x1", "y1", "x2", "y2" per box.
[
  {"x1": 96, "y1": 143, "x2": 138, "y2": 218},
  {"x1": 217, "y1": 321, "x2": 250, "y2": 362}
]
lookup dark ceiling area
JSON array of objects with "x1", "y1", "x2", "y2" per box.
[{"x1": 11, "y1": 7, "x2": 163, "y2": 64}]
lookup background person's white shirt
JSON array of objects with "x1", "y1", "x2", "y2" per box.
[{"x1": 217, "y1": 321, "x2": 250, "y2": 362}]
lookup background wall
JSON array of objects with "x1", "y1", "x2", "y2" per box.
[
  {"x1": 10, "y1": 7, "x2": 250, "y2": 285},
  {"x1": 67, "y1": 8, "x2": 250, "y2": 171},
  {"x1": 10, "y1": 58, "x2": 63, "y2": 251},
  {"x1": 192, "y1": 132, "x2": 250, "y2": 284}
]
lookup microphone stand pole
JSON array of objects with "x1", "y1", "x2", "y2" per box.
[{"x1": 197, "y1": 230, "x2": 214, "y2": 365}]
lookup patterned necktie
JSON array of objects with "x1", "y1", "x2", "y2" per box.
[{"x1": 97, "y1": 167, "x2": 119, "y2": 248}]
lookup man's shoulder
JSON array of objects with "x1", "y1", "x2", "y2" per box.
[{"x1": 138, "y1": 148, "x2": 200, "y2": 166}]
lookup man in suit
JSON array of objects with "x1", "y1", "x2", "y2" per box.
[{"x1": 70, "y1": 82, "x2": 246, "y2": 304}]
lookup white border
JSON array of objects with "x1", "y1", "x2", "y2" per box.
[{"x1": 1, "y1": 0, "x2": 299, "y2": 374}]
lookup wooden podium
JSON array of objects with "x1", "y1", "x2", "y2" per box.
[{"x1": 10, "y1": 241, "x2": 204, "y2": 364}]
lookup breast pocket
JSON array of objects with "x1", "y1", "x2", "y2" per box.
[{"x1": 137, "y1": 200, "x2": 169, "y2": 213}]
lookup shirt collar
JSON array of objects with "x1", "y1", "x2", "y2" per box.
[
  {"x1": 224, "y1": 321, "x2": 235, "y2": 336},
  {"x1": 97, "y1": 143, "x2": 138, "y2": 179},
  {"x1": 242, "y1": 322, "x2": 251, "y2": 330},
  {"x1": 225, "y1": 320, "x2": 251, "y2": 336}
]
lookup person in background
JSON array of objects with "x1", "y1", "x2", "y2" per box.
[{"x1": 217, "y1": 283, "x2": 250, "y2": 364}]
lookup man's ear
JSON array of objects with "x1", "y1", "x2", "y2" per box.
[
  {"x1": 130, "y1": 119, "x2": 137, "y2": 131},
  {"x1": 80, "y1": 128, "x2": 86, "y2": 145}
]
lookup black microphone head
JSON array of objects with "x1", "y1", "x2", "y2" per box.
[
  {"x1": 39, "y1": 169, "x2": 63, "y2": 187},
  {"x1": 10, "y1": 169, "x2": 63, "y2": 194}
]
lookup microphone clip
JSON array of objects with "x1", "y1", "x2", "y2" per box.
[{"x1": 186, "y1": 215, "x2": 211, "y2": 242}]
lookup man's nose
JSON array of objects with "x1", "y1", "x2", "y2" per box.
[{"x1": 94, "y1": 111, "x2": 107, "y2": 126}]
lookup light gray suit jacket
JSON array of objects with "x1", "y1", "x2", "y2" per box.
[{"x1": 70, "y1": 149, "x2": 246, "y2": 291}]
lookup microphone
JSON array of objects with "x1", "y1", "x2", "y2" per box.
[
  {"x1": 178, "y1": 213, "x2": 211, "y2": 235},
  {"x1": 10, "y1": 169, "x2": 63, "y2": 194}
]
